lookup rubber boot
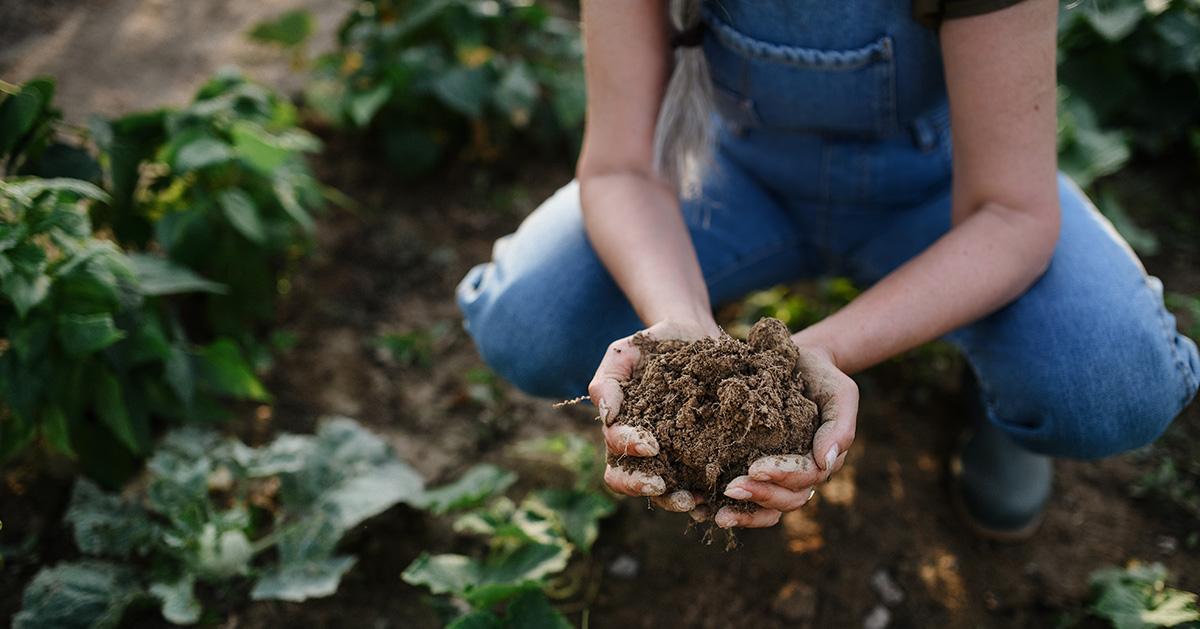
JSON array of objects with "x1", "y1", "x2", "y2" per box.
[{"x1": 950, "y1": 378, "x2": 1053, "y2": 541}]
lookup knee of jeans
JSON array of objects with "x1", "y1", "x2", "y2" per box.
[
  {"x1": 994, "y1": 328, "x2": 1196, "y2": 460},
  {"x1": 456, "y1": 263, "x2": 589, "y2": 399}
]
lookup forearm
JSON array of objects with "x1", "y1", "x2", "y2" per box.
[
  {"x1": 793, "y1": 201, "x2": 1059, "y2": 374},
  {"x1": 579, "y1": 171, "x2": 716, "y2": 329}
]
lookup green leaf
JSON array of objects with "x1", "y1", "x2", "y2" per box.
[
  {"x1": 217, "y1": 188, "x2": 266, "y2": 244},
  {"x1": 0, "y1": 178, "x2": 107, "y2": 205},
  {"x1": 505, "y1": 588, "x2": 572, "y2": 629},
  {"x1": 149, "y1": 576, "x2": 202, "y2": 625},
  {"x1": 64, "y1": 479, "x2": 158, "y2": 558},
  {"x1": 127, "y1": 253, "x2": 227, "y2": 295},
  {"x1": 230, "y1": 121, "x2": 319, "y2": 173},
  {"x1": 348, "y1": 84, "x2": 393, "y2": 127},
  {"x1": 447, "y1": 610, "x2": 502, "y2": 629},
  {"x1": 251, "y1": 556, "x2": 358, "y2": 602},
  {"x1": 94, "y1": 371, "x2": 148, "y2": 455},
  {"x1": 402, "y1": 553, "x2": 482, "y2": 595},
  {"x1": 13, "y1": 561, "x2": 143, "y2": 629},
  {"x1": 1090, "y1": 563, "x2": 1200, "y2": 629},
  {"x1": 172, "y1": 136, "x2": 233, "y2": 172},
  {"x1": 3, "y1": 272, "x2": 50, "y2": 318},
  {"x1": 318, "y1": 460, "x2": 425, "y2": 530},
  {"x1": 194, "y1": 525, "x2": 254, "y2": 579},
  {"x1": 1083, "y1": 4, "x2": 1146, "y2": 41},
  {"x1": 525, "y1": 489, "x2": 615, "y2": 552},
  {"x1": 431, "y1": 67, "x2": 492, "y2": 118},
  {"x1": 415, "y1": 464, "x2": 517, "y2": 514},
  {"x1": 477, "y1": 542, "x2": 570, "y2": 590},
  {"x1": 493, "y1": 62, "x2": 538, "y2": 127},
  {"x1": 248, "y1": 9, "x2": 314, "y2": 47},
  {"x1": 56, "y1": 313, "x2": 125, "y2": 356},
  {"x1": 0, "y1": 83, "x2": 48, "y2": 155},
  {"x1": 42, "y1": 405, "x2": 74, "y2": 457},
  {"x1": 197, "y1": 339, "x2": 269, "y2": 401}
]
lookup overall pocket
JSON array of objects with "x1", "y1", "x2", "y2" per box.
[{"x1": 703, "y1": 9, "x2": 899, "y2": 139}]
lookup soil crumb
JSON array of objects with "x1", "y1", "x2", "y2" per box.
[{"x1": 609, "y1": 318, "x2": 819, "y2": 511}]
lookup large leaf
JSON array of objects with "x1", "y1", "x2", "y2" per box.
[
  {"x1": 432, "y1": 67, "x2": 492, "y2": 118},
  {"x1": 64, "y1": 479, "x2": 158, "y2": 558},
  {"x1": 196, "y1": 339, "x2": 269, "y2": 401},
  {"x1": 171, "y1": 136, "x2": 233, "y2": 172},
  {"x1": 56, "y1": 313, "x2": 125, "y2": 356},
  {"x1": 230, "y1": 121, "x2": 319, "y2": 173},
  {"x1": 149, "y1": 576, "x2": 202, "y2": 625},
  {"x1": 0, "y1": 178, "x2": 107, "y2": 205},
  {"x1": 94, "y1": 370, "x2": 148, "y2": 455},
  {"x1": 525, "y1": 489, "x2": 615, "y2": 552},
  {"x1": 318, "y1": 460, "x2": 424, "y2": 530},
  {"x1": 128, "y1": 253, "x2": 227, "y2": 295},
  {"x1": 251, "y1": 556, "x2": 357, "y2": 602},
  {"x1": 3, "y1": 272, "x2": 50, "y2": 318},
  {"x1": 1091, "y1": 563, "x2": 1200, "y2": 629},
  {"x1": 13, "y1": 561, "x2": 143, "y2": 629},
  {"x1": 402, "y1": 553, "x2": 482, "y2": 595},
  {"x1": 504, "y1": 588, "x2": 572, "y2": 629},
  {"x1": 415, "y1": 464, "x2": 517, "y2": 514},
  {"x1": 217, "y1": 188, "x2": 266, "y2": 244}
]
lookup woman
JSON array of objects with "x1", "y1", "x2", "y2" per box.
[{"x1": 456, "y1": 0, "x2": 1200, "y2": 538}]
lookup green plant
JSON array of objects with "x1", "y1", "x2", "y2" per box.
[
  {"x1": 296, "y1": 0, "x2": 585, "y2": 177},
  {"x1": 90, "y1": 70, "x2": 326, "y2": 349},
  {"x1": 1089, "y1": 562, "x2": 1200, "y2": 629},
  {"x1": 0, "y1": 78, "x2": 99, "y2": 181},
  {"x1": 13, "y1": 416, "x2": 424, "y2": 627},
  {"x1": 1166, "y1": 291, "x2": 1200, "y2": 341},
  {"x1": 403, "y1": 440, "x2": 614, "y2": 627},
  {"x1": 1057, "y1": 0, "x2": 1200, "y2": 186},
  {"x1": 0, "y1": 178, "x2": 264, "y2": 484}
]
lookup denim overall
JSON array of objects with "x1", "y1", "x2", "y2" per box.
[{"x1": 456, "y1": 1, "x2": 1200, "y2": 458}]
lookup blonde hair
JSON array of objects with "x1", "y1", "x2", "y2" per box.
[{"x1": 652, "y1": 0, "x2": 716, "y2": 198}]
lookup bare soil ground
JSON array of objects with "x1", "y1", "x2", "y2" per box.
[{"x1": 2, "y1": 2, "x2": 1198, "y2": 628}]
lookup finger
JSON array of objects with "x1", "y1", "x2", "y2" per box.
[
  {"x1": 811, "y1": 373, "x2": 858, "y2": 472},
  {"x1": 603, "y1": 464, "x2": 665, "y2": 497},
  {"x1": 689, "y1": 504, "x2": 714, "y2": 522},
  {"x1": 747, "y1": 454, "x2": 825, "y2": 489},
  {"x1": 724, "y1": 476, "x2": 815, "y2": 512},
  {"x1": 588, "y1": 337, "x2": 642, "y2": 424},
  {"x1": 714, "y1": 506, "x2": 782, "y2": 529},
  {"x1": 602, "y1": 423, "x2": 659, "y2": 457},
  {"x1": 651, "y1": 490, "x2": 703, "y2": 512}
]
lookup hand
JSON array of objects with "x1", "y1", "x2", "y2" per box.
[
  {"x1": 588, "y1": 319, "x2": 720, "y2": 512},
  {"x1": 712, "y1": 343, "x2": 859, "y2": 529}
]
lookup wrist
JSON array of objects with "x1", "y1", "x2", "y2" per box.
[{"x1": 790, "y1": 330, "x2": 843, "y2": 371}]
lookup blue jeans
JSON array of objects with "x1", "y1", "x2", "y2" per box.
[{"x1": 456, "y1": 4, "x2": 1200, "y2": 459}]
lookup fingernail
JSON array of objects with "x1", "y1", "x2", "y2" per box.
[
  {"x1": 715, "y1": 511, "x2": 737, "y2": 528},
  {"x1": 639, "y1": 479, "x2": 664, "y2": 495},
  {"x1": 634, "y1": 442, "x2": 654, "y2": 456},
  {"x1": 598, "y1": 399, "x2": 610, "y2": 423},
  {"x1": 804, "y1": 487, "x2": 816, "y2": 502},
  {"x1": 824, "y1": 444, "x2": 839, "y2": 470},
  {"x1": 724, "y1": 486, "x2": 752, "y2": 500},
  {"x1": 671, "y1": 492, "x2": 695, "y2": 511},
  {"x1": 751, "y1": 471, "x2": 772, "y2": 482}
]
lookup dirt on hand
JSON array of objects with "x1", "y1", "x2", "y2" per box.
[{"x1": 608, "y1": 318, "x2": 819, "y2": 511}]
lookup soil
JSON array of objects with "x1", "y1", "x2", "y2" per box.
[
  {"x1": 611, "y1": 319, "x2": 818, "y2": 510},
  {"x1": 2, "y1": 3, "x2": 1200, "y2": 629}
]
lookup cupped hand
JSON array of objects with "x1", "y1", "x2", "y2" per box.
[
  {"x1": 713, "y1": 344, "x2": 859, "y2": 529},
  {"x1": 589, "y1": 319, "x2": 720, "y2": 512}
]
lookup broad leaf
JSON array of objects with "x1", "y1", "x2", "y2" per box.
[
  {"x1": 318, "y1": 460, "x2": 424, "y2": 530},
  {"x1": 56, "y1": 313, "x2": 125, "y2": 356},
  {"x1": 415, "y1": 464, "x2": 517, "y2": 514},
  {"x1": 431, "y1": 67, "x2": 492, "y2": 118},
  {"x1": 149, "y1": 576, "x2": 202, "y2": 625},
  {"x1": 64, "y1": 479, "x2": 158, "y2": 558},
  {"x1": 128, "y1": 253, "x2": 227, "y2": 295},
  {"x1": 196, "y1": 339, "x2": 269, "y2": 401},
  {"x1": 217, "y1": 188, "x2": 266, "y2": 244},
  {"x1": 524, "y1": 489, "x2": 615, "y2": 552},
  {"x1": 13, "y1": 561, "x2": 143, "y2": 629},
  {"x1": 251, "y1": 556, "x2": 357, "y2": 602},
  {"x1": 171, "y1": 136, "x2": 233, "y2": 172},
  {"x1": 402, "y1": 553, "x2": 482, "y2": 595},
  {"x1": 505, "y1": 588, "x2": 572, "y2": 629}
]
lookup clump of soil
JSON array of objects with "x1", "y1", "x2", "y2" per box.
[{"x1": 608, "y1": 318, "x2": 819, "y2": 511}]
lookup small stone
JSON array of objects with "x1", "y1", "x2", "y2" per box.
[
  {"x1": 870, "y1": 569, "x2": 904, "y2": 606},
  {"x1": 771, "y1": 581, "x2": 817, "y2": 622},
  {"x1": 863, "y1": 605, "x2": 891, "y2": 629},
  {"x1": 608, "y1": 554, "x2": 639, "y2": 579}
]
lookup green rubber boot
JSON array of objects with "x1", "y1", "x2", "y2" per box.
[{"x1": 950, "y1": 380, "x2": 1053, "y2": 541}]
